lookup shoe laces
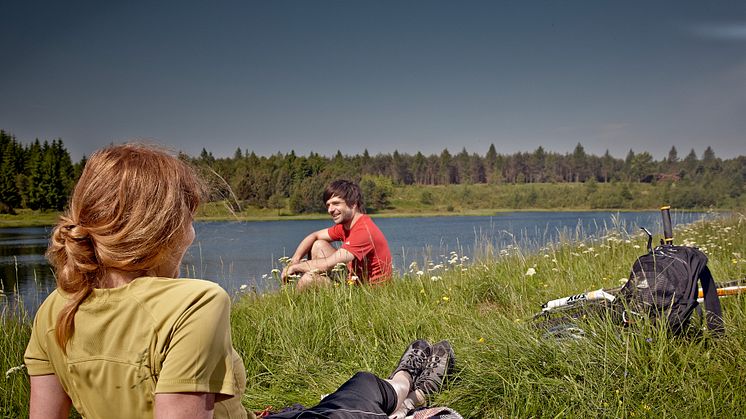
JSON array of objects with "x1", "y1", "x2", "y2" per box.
[{"x1": 403, "y1": 348, "x2": 428, "y2": 370}]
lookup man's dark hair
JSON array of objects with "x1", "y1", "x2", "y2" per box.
[{"x1": 323, "y1": 179, "x2": 365, "y2": 212}]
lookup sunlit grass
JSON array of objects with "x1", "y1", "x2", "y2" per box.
[
  {"x1": 231, "y1": 212, "x2": 746, "y2": 417},
  {"x1": 2, "y1": 212, "x2": 745, "y2": 417}
]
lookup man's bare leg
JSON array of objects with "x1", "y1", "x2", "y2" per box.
[
  {"x1": 296, "y1": 271, "x2": 332, "y2": 290},
  {"x1": 296, "y1": 240, "x2": 338, "y2": 291},
  {"x1": 310, "y1": 239, "x2": 337, "y2": 260}
]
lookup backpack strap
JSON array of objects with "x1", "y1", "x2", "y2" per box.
[{"x1": 699, "y1": 265, "x2": 725, "y2": 335}]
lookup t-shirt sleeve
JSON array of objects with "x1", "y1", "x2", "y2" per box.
[
  {"x1": 155, "y1": 286, "x2": 237, "y2": 396},
  {"x1": 24, "y1": 309, "x2": 55, "y2": 376},
  {"x1": 340, "y1": 222, "x2": 375, "y2": 260},
  {"x1": 327, "y1": 224, "x2": 344, "y2": 242}
]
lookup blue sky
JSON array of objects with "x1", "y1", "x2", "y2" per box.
[{"x1": 1, "y1": 0, "x2": 744, "y2": 160}]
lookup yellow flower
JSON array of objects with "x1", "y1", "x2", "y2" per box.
[
  {"x1": 478, "y1": 337, "x2": 485, "y2": 343},
  {"x1": 442, "y1": 296, "x2": 450, "y2": 302}
]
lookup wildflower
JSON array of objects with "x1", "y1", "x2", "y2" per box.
[
  {"x1": 430, "y1": 276, "x2": 442, "y2": 281},
  {"x1": 633, "y1": 245, "x2": 640, "y2": 249},
  {"x1": 271, "y1": 268, "x2": 280, "y2": 274},
  {"x1": 420, "y1": 288, "x2": 425, "y2": 294},
  {"x1": 478, "y1": 337, "x2": 485, "y2": 343},
  {"x1": 442, "y1": 296, "x2": 450, "y2": 302},
  {"x1": 416, "y1": 270, "x2": 424, "y2": 276},
  {"x1": 261, "y1": 274, "x2": 267, "y2": 279},
  {"x1": 239, "y1": 284, "x2": 248, "y2": 290},
  {"x1": 5, "y1": 364, "x2": 25, "y2": 379},
  {"x1": 525, "y1": 267, "x2": 536, "y2": 276}
]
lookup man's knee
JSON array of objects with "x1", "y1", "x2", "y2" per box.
[{"x1": 310, "y1": 240, "x2": 336, "y2": 260}]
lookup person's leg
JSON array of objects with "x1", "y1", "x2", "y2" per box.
[
  {"x1": 296, "y1": 240, "x2": 337, "y2": 290},
  {"x1": 310, "y1": 239, "x2": 337, "y2": 260},
  {"x1": 296, "y1": 272, "x2": 332, "y2": 291},
  {"x1": 265, "y1": 341, "x2": 432, "y2": 418},
  {"x1": 265, "y1": 371, "x2": 396, "y2": 418}
]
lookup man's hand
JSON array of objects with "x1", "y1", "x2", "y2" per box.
[{"x1": 281, "y1": 259, "x2": 303, "y2": 283}]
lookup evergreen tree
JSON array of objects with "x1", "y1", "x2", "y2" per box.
[
  {"x1": 667, "y1": 146, "x2": 679, "y2": 164},
  {"x1": 571, "y1": 143, "x2": 588, "y2": 182},
  {"x1": 0, "y1": 134, "x2": 23, "y2": 208}
]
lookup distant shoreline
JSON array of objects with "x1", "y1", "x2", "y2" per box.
[{"x1": 1, "y1": 207, "x2": 720, "y2": 228}]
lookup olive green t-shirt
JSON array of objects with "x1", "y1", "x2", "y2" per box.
[{"x1": 25, "y1": 277, "x2": 251, "y2": 419}]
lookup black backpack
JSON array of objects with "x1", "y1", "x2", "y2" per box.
[{"x1": 620, "y1": 244, "x2": 724, "y2": 335}]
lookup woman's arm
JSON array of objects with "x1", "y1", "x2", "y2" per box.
[
  {"x1": 155, "y1": 392, "x2": 216, "y2": 419},
  {"x1": 30, "y1": 375, "x2": 72, "y2": 419}
]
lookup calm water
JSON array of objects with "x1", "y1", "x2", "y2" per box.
[{"x1": 1, "y1": 211, "x2": 712, "y2": 315}]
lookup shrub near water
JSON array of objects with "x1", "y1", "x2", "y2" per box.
[
  {"x1": 2, "y1": 214, "x2": 744, "y2": 417},
  {"x1": 232, "y1": 213, "x2": 746, "y2": 417}
]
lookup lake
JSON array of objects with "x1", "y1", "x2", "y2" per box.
[{"x1": 0, "y1": 211, "x2": 712, "y2": 315}]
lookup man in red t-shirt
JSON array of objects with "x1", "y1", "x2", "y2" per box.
[{"x1": 282, "y1": 180, "x2": 392, "y2": 290}]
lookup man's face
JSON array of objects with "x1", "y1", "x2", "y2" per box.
[{"x1": 326, "y1": 195, "x2": 356, "y2": 225}]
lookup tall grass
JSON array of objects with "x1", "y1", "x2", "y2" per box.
[
  {"x1": 231, "y1": 213, "x2": 746, "y2": 417},
  {"x1": 1, "y1": 306, "x2": 31, "y2": 418},
  {"x1": 2, "y1": 213, "x2": 744, "y2": 417}
]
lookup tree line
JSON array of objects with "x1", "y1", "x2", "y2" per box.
[
  {"x1": 0, "y1": 130, "x2": 80, "y2": 214},
  {"x1": 193, "y1": 143, "x2": 744, "y2": 213},
  {"x1": 1, "y1": 128, "x2": 743, "y2": 213}
]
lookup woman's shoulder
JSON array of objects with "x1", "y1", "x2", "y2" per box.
[
  {"x1": 133, "y1": 277, "x2": 231, "y2": 306},
  {"x1": 33, "y1": 289, "x2": 67, "y2": 325}
]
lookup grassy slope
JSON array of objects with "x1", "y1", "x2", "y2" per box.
[
  {"x1": 3, "y1": 213, "x2": 745, "y2": 417},
  {"x1": 231, "y1": 212, "x2": 746, "y2": 417}
]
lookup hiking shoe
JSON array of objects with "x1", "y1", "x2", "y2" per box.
[
  {"x1": 389, "y1": 339, "x2": 431, "y2": 380},
  {"x1": 413, "y1": 340, "x2": 455, "y2": 397}
]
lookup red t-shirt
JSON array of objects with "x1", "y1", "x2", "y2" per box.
[{"x1": 327, "y1": 214, "x2": 392, "y2": 284}]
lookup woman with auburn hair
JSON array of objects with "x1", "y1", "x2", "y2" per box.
[{"x1": 24, "y1": 144, "x2": 249, "y2": 419}]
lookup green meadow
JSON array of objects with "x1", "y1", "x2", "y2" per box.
[{"x1": 3, "y1": 213, "x2": 745, "y2": 417}]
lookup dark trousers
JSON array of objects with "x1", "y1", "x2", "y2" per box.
[{"x1": 266, "y1": 371, "x2": 398, "y2": 419}]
